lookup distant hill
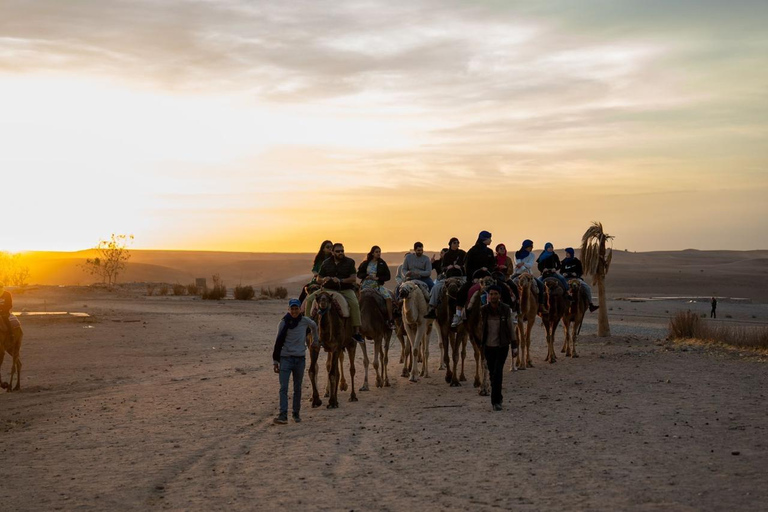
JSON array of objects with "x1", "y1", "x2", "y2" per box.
[{"x1": 17, "y1": 248, "x2": 768, "y2": 302}]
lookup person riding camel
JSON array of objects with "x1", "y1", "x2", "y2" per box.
[
  {"x1": 431, "y1": 248, "x2": 448, "y2": 277},
  {"x1": 304, "y1": 243, "x2": 366, "y2": 344},
  {"x1": 512, "y1": 239, "x2": 547, "y2": 309},
  {"x1": 494, "y1": 244, "x2": 514, "y2": 279},
  {"x1": 537, "y1": 242, "x2": 572, "y2": 300},
  {"x1": 299, "y1": 240, "x2": 333, "y2": 303},
  {"x1": 425, "y1": 237, "x2": 467, "y2": 319},
  {"x1": 0, "y1": 283, "x2": 13, "y2": 343},
  {"x1": 451, "y1": 231, "x2": 495, "y2": 327},
  {"x1": 357, "y1": 245, "x2": 395, "y2": 329},
  {"x1": 560, "y1": 247, "x2": 599, "y2": 312},
  {"x1": 402, "y1": 242, "x2": 434, "y2": 291}
]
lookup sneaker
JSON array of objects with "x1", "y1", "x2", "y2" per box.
[
  {"x1": 353, "y1": 333, "x2": 366, "y2": 344},
  {"x1": 292, "y1": 412, "x2": 301, "y2": 423},
  {"x1": 273, "y1": 414, "x2": 288, "y2": 425},
  {"x1": 492, "y1": 403, "x2": 502, "y2": 411},
  {"x1": 450, "y1": 313, "x2": 463, "y2": 328},
  {"x1": 589, "y1": 304, "x2": 599, "y2": 313},
  {"x1": 424, "y1": 308, "x2": 437, "y2": 319}
]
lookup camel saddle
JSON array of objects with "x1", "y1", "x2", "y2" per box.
[
  {"x1": 0, "y1": 315, "x2": 20, "y2": 333},
  {"x1": 310, "y1": 290, "x2": 350, "y2": 318},
  {"x1": 361, "y1": 288, "x2": 388, "y2": 317},
  {"x1": 405, "y1": 280, "x2": 430, "y2": 303}
]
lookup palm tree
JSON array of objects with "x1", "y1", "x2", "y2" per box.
[{"x1": 580, "y1": 222, "x2": 614, "y2": 337}]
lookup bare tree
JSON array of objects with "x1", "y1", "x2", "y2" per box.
[
  {"x1": 580, "y1": 222, "x2": 614, "y2": 337},
  {"x1": 0, "y1": 252, "x2": 31, "y2": 287},
  {"x1": 82, "y1": 234, "x2": 134, "y2": 287}
]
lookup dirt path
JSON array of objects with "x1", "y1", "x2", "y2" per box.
[{"x1": 1, "y1": 291, "x2": 766, "y2": 511}]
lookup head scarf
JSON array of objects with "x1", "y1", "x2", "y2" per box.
[
  {"x1": 476, "y1": 230, "x2": 492, "y2": 245},
  {"x1": 515, "y1": 239, "x2": 534, "y2": 260},
  {"x1": 564, "y1": 247, "x2": 575, "y2": 260},
  {"x1": 495, "y1": 244, "x2": 508, "y2": 268},
  {"x1": 537, "y1": 242, "x2": 555, "y2": 262}
]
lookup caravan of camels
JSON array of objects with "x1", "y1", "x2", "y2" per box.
[{"x1": 293, "y1": 223, "x2": 614, "y2": 410}]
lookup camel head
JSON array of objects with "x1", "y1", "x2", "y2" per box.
[
  {"x1": 445, "y1": 278, "x2": 462, "y2": 298},
  {"x1": 518, "y1": 274, "x2": 534, "y2": 289},
  {"x1": 480, "y1": 276, "x2": 495, "y2": 290},
  {"x1": 316, "y1": 290, "x2": 332, "y2": 311},
  {"x1": 398, "y1": 282, "x2": 413, "y2": 299},
  {"x1": 568, "y1": 279, "x2": 582, "y2": 294}
]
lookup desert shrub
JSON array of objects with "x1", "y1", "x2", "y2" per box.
[
  {"x1": 725, "y1": 314, "x2": 733, "y2": 319},
  {"x1": 173, "y1": 284, "x2": 186, "y2": 296},
  {"x1": 273, "y1": 286, "x2": 288, "y2": 299},
  {"x1": 668, "y1": 310, "x2": 768, "y2": 350},
  {"x1": 146, "y1": 284, "x2": 156, "y2": 296},
  {"x1": 260, "y1": 286, "x2": 271, "y2": 298},
  {"x1": 203, "y1": 274, "x2": 227, "y2": 300},
  {"x1": 159, "y1": 284, "x2": 169, "y2": 296},
  {"x1": 234, "y1": 285, "x2": 255, "y2": 300},
  {"x1": 186, "y1": 283, "x2": 199, "y2": 296},
  {"x1": 700, "y1": 313, "x2": 707, "y2": 318}
]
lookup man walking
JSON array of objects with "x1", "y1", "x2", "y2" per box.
[
  {"x1": 710, "y1": 297, "x2": 717, "y2": 319},
  {"x1": 480, "y1": 285, "x2": 518, "y2": 411},
  {"x1": 273, "y1": 298, "x2": 318, "y2": 424}
]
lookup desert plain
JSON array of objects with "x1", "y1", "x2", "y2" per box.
[{"x1": 2, "y1": 249, "x2": 768, "y2": 511}]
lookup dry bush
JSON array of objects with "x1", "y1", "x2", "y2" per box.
[
  {"x1": 146, "y1": 284, "x2": 156, "y2": 296},
  {"x1": 203, "y1": 274, "x2": 227, "y2": 300},
  {"x1": 159, "y1": 284, "x2": 169, "y2": 296},
  {"x1": 273, "y1": 286, "x2": 288, "y2": 299},
  {"x1": 260, "y1": 286, "x2": 271, "y2": 298},
  {"x1": 186, "y1": 283, "x2": 199, "y2": 296},
  {"x1": 234, "y1": 285, "x2": 255, "y2": 300},
  {"x1": 668, "y1": 310, "x2": 768, "y2": 350},
  {"x1": 173, "y1": 284, "x2": 186, "y2": 296}
]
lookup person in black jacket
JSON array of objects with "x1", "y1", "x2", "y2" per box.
[
  {"x1": 560, "y1": 247, "x2": 598, "y2": 312},
  {"x1": 425, "y1": 238, "x2": 468, "y2": 319},
  {"x1": 452, "y1": 230, "x2": 495, "y2": 327},
  {"x1": 481, "y1": 285, "x2": 518, "y2": 410},
  {"x1": 357, "y1": 245, "x2": 394, "y2": 328},
  {"x1": 536, "y1": 242, "x2": 570, "y2": 293}
]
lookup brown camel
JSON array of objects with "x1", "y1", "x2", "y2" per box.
[
  {"x1": 398, "y1": 281, "x2": 430, "y2": 382},
  {"x1": 464, "y1": 292, "x2": 490, "y2": 396},
  {"x1": 514, "y1": 274, "x2": 538, "y2": 370},
  {"x1": 540, "y1": 276, "x2": 567, "y2": 364},
  {"x1": 435, "y1": 277, "x2": 468, "y2": 387},
  {"x1": 307, "y1": 290, "x2": 358, "y2": 408},
  {"x1": 562, "y1": 279, "x2": 589, "y2": 358},
  {"x1": 359, "y1": 288, "x2": 393, "y2": 388},
  {"x1": 0, "y1": 317, "x2": 23, "y2": 392}
]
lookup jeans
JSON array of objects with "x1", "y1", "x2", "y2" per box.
[
  {"x1": 279, "y1": 356, "x2": 306, "y2": 415},
  {"x1": 416, "y1": 277, "x2": 434, "y2": 291},
  {"x1": 484, "y1": 345, "x2": 509, "y2": 405},
  {"x1": 429, "y1": 279, "x2": 444, "y2": 308}
]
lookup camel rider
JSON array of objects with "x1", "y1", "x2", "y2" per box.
[
  {"x1": 402, "y1": 242, "x2": 434, "y2": 291},
  {"x1": 300, "y1": 240, "x2": 333, "y2": 303},
  {"x1": 357, "y1": 245, "x2": 395, "y2": 329},
  {"x1": 537, "y1": 243, "x2": 572, "y2": 304},
  {"x1": 0, "y1": 283, "x2": 13, "y2": 342},
  {"x1": 560, "y1": 248, "x2": 599, "y2": 312},
  {"x1": 425, "y1": 237, "x2": 467, "y2": 319},
  {"x1": 513, "y1": 240, "x2": 546, "y2": 307},
  {"x1": 304, "y1": 243, "x2": 365, "y2": 344},
  {"x1": 430, "y1": 247, "x2": 448, "y2": 276},
  {"x1": 451, "y1": 231, "x2": 495, "y2": 327}
]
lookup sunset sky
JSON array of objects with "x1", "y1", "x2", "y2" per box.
[{"x1": 1, "y1": 0, "x2": 767, "y2": 253}]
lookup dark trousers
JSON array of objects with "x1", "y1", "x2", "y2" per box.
[
  {"x1": 710, "y1": 308, "x2": 716, "y2": 319},
  {"x1": 279, "y1": 356, "x2": 306, "y2": 415},
  {"x1": 484, "y1": 345, "x2": 509, "y2": 405}
]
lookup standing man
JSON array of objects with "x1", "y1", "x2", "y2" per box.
[
  {"x1": 481, "y1": 285, "x2": 518, "y2": 411},
  {"x1": 272, "y1": 298, "x2": 319, "y2": 424},
  {"x1": 402, "y1": 242, "x2": 434, "y2": 291},
  {"x1": 0, "y1": 283, "x2": 13, "y2": 343},
  {"x1": 711, "y1": 297, "x2": 717, "y2": 319},
  {"x1": 313, "y1": 243, "x2": 365, "y2": 344}
]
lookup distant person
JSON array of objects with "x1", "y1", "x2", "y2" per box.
[
  {"x1": 402, "y1": 242, "x2": 434, "y2": 291},
  {"x1": 272, "y1": 298, "x2": 318, "y2": 425},
  {"x1": 711, "y1": 297, "x2": 717, "y2": 319},
  {"x1": 480, "y1": 285, "x2": 518, "y2": 411},
  {"x1": 299, "y1": 240, "x2": 333, "y2": 303},
  {"x1": 560, "y1": 248, "x2": 599, "y2": 312},
  {"x1": 0, "y1": 283, "x2": 13, "y2": 342},
  {"x1": 357, "y1": 245, "x2": 394, "y2": 329}
]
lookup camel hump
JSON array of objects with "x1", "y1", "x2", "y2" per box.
[
  {"x1": 361, "y1": 288, "x2": 387, "y2": 315},
  {"x1": 326, "y1": 290, "x2": 351, "y2": 318},
  {"x1": 404, "y1": 280, "x2": 429, "y2": 302}
]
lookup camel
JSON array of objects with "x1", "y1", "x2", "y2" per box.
[
  {"x1": 434, "y1": 277, "x2": 468, "y2": 387},
  {"x1": 562, "y1": 279, "x2": 589, "y2": 358},
  {"x1": 514, "y1": 274, "x2": 538, "y2": 370},
  {"x1": 540, "y1": 276, "x2": 567, "y2": 364},
  {"x1": 463, "y1": 283, "x2": 491, "y2": 396},
  {"x1": 394, "y1": 300, "x2": 432, "y2": 377},
  {"x1": 0, "y1": 316, "x2": 23, "y2": 392},
  {"x1": 307, "y1": 290, "x2": 358, "y2": 408},
  {"x1": 398, "y1": 281, "x2": 430, "y2": 382},
  {"x1": 359, "y1": 288, "x2": 393, "y2": 388}
]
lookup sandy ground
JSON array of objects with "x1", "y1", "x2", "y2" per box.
[{"x1": 2, "y1": 287, "x2": 767, "y2": 511}]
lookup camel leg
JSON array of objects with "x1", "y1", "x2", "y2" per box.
[
  {"x1": 561, "y1": 321, "x2": 569, "y2": 354},
  {"x1": 339, "y1": 350, "x2": 348, "y2": 392},
  {"x1": 308, "y1": 346, "x2": 322, "y2": 407},
  {"x1": 11, "y1": 354, "x2": 21, "y2": 392},
  {"x1": 360, "y1": 339, "x2": 371, "y2": 391},
  {"x1": 398, "y1": 331, "x2": 405, "y2": 364},
  {"x1": 449, "y1": 331, "x2": 461, "y2": 387},
  {"x1": 347, "y1": 344, "x2": 358, "y2": 402},
  {"x1": 405, "y1": 323, "x2": 421, "y2": 382},
  {"x1": 0, "y1": 349, "x2": 6, "y2": 390},
  {"x1": 471, "y1": 339, "x2": 482, "y2": 388},
  {"x1": 421, "y1": 328, "x2": 430, "y2": 378},
  {"x1": 372, "y1": 336, "x2": 381, "y2": 388},
  {"x1": 436, "y1": 320, "x2": 446, "y2": 370},
  {"x1": 479, "y1": 348, "x2": 490, "y2": 396},
  {"x1": 514, "y1": 321, "x2": 523, "y2": 371},
  {"x1": 328, "y1": 351, "x2": 340, "y2": 409},
  {"x1": 324, "y1": 354, "x2": 331, "y2": 398},
  {"x1": 443, "y1": 326, "x2": 453, "y2": 384},
  {"x1": 459, "y1": 336, "x2": 467, "y2": 381},
  {"x1": 383, "y1": 332, "x2": 391, "y2": 387},
  {"x1": 525, "y1": 320, "x2": 535, "y2": 368},
  {"x1": 401, "y1": 330, "x2": 411, "y2": 378}
]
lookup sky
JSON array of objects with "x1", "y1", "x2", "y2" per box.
[{"x1": 1, "y1": 0, "x2": 767, "y2": 253}]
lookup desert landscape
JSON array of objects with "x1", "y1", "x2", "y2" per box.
[{"x1": 1, "y1": 250, "x2": 767, "y2": 511}]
